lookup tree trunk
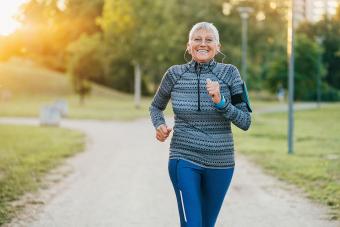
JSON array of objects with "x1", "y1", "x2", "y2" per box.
[
  {"x1": 134, "y1": 62, "x2": 141, "y2": 109},
  {"x1": 79, "y1": 94, "x2": 85, "y2": 105}
]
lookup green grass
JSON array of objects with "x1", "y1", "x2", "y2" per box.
[
  {"x1": 233, "y1": 104, "x2": 340, "y2": 220},
  {"x1": 0, "y1": 95, "x2": 156, "y2": 120},
  {"x1": 0, "y1": 59, "x2": 156, "y2": 120},
  {"x1": 0, "y1": 124, "x2": 85, "y2": 225}
]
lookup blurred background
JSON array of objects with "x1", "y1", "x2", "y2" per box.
[
  {"x1": 0, "y1": 0, "x2": 339, "y2": 225},
  {"x1": 0, "y1": 0, "x2": 339, "y2": 104}
]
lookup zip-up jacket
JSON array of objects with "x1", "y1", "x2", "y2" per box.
[{"x1": 149, "y1": 59, "x2": 251, "y2": 168}]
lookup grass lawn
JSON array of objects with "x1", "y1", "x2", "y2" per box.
[
  {"x1": 0, "y1": 95, "x2": 155, "y2": 120},
  {"x1": 0, "y1": 124, "x2": 85, "y2": 225},
  {"x1": 233, "y1": 104, "x2": 340, "y2": 220},
  {"x1": 0, "y1": 60, "x2": 156, "y2": 120}
]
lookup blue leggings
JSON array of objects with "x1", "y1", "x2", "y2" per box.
[{"x1": 168, "y1": 159, "x2": 234, "y2": 227}]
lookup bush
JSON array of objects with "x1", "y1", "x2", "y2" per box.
[{"x1": 321, "y1": 84, "x2": 340, "y2": 101}]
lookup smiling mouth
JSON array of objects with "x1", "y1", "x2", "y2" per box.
[{"x1": 197, "y1": 50, "x2": 208, "y2": 54}]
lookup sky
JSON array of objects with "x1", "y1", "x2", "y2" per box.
[{"x1": 0, "y1": 0, "x2": 28, "y2": 36}]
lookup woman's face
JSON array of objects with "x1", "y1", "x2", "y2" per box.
[{"x1": 187, "y1": 29, "x2": 220, "y2": 63}]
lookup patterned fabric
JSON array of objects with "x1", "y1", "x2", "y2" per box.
[{"x1": 149, "y1": 59, "x2": 251, "y2": 168}]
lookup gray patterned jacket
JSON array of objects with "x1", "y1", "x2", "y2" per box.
[{"x1": 149, "y1": 59, "x2": 251, "y2": 168}]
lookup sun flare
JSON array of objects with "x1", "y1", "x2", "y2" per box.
[{"x1": 0, "y1": 0, "x2": 28, "y2": 36}]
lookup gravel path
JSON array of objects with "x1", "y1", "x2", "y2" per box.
[{"x1": 0, "y1": 116, "x2": 339, "y2": 227}]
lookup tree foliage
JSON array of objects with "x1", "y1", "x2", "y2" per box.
[
  {"x1": 267, "y1": 34, "x2": 327, "y2": 100},
  {"x1": 67, "y1": 33, "x2": 104, "y2": 103},
  {"x1": 1, "y1": 0, "x2": 339, "y2": 101},
  {"x1": 297, "y1": 6, "x2": 340, "y2": 90},
  {"x1": 4, "y1": 0, "x2": 104, "y2": 71},
  {"x1": 99, "y1": 0, "x2": 185, "y2": 92}
]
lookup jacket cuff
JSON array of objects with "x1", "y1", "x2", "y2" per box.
[
  {"x1": 213, "y1": 95, "x2": 226, "y2": 109},
  {"x1": 155, "y1": 121, "x2": 165, "y2": 129},
  {"x1": 214, "y1": 99, "x2": 232, "y2": 116}
]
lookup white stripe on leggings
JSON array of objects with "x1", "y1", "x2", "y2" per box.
[{"x1": 179, "y1": 190, "x2": 187, "y2": 222}]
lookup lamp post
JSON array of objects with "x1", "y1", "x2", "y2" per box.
[
  {"x1": 315, "y1": 36, "x2": 323, "y2": 108},
  {"x1": 287, "y1": 0, "x2": 295, "y2": 154},
  {"x1": 237, "y1": 7, "x2": 253, "y2": 84}
]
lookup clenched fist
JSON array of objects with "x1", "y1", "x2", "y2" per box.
[
  {"x1": 156, "y1": 124, "x2": 172, "y2": 142},
  {"x1": 206, "y1": 78, "x2": 221, "y2": 104}
]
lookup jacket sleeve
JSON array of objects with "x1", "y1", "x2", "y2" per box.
[
  {"x1": 214, "y1": 65, "x2": 252, "y2": 131},
  {"x1": 149, "y1": 68, "x2": 175, "y2": 129}
]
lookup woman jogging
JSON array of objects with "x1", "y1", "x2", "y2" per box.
[{"x1": 149, "y1": 22, "x2": 252, "y2": 227}]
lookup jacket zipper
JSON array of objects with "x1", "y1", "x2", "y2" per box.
[{"x1": 196, "y1": 64, "x2": 202, "y2": 111}]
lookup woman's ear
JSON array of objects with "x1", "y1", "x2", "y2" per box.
[
  {"x1": 217, "y1": 44, "x2": 221, "y2": 53},
  {"x1": 186, "y1": 43, "x2": 191, "y2": 54}
]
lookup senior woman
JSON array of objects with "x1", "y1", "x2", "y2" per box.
[{"x1": 149, "y1": 22, "x2": 252, "y2": 227}]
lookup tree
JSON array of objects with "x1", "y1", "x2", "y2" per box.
[
  {"x1": 67, "y1": 33, "x2": 104, "y2": 104},
  {"x1": 12, "y1": 0, "x2": 104, "y2": 71},
  {"x1": 297, "y1": 5, "x2": 340, "y2": 90},
  {"x1": 267, "y1": 34, "x2": 326, "y2": 101},
  {"x1": 99, "y1": 0, "x2": 184, "y2": 93}
]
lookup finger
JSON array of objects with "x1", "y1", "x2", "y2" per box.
[
  {"x1": 206, "y1": 78, "x2": 212, "y2": 84},
  {"x1": 161, "y1": 129, "x2": 169, "y2": 137},
  {"x1": 211, "y1": 82, "x2": 220, "y2": 88},
  {"x1": 206, "y1": 83, "x2": 212, "y2": 90},
  {"x1": 207, "y1": 83, "x2": 219, "y2": 90},
  {"x1": 206, "y1": 81, "x2": 214, "y2": 87},
  {"x1": 208, "y1": 91, "x2": 219, "y2": 98},
  {"x1": 160, "y1": 125, "x2": 168, "y2": 134},
  {"x1": 206, "y1": 84, "x2": 215, "y2": 97},
  {"x1": 157, "y1": 124, "x2": 165, "y2": 133},
  {"x1": 156, "y1": 131, "x2": 162, "y2": 137},
  {"x1": 207, "y1": 88, "x2": 216, "y2": 94},
  {"x1": 158, "y1": 134, "x2": 165, "y2": 142},
  {"x1": 207, "y1": 87, "x2": 216, "y2": 92},
  {"x1": 208, "y1": 87, "x2": 219, "y2": 93},
  {"x1": 157, "y1": 134, "x2": 165, "y2": 142},
  {"x1": 164, "y1": 128, "x2": 171, "y2": 137},
  {"x1": 157, "y1": 127, "x2": 166, "y2": 137},
  {"x1": 209, "y1": 85, "x2": 218, "y2": 90},
  {"x1": 157, "y1": 130, "x2": 166, "y2": 140}
]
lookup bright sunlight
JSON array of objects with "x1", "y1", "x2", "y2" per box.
[{"x1": 0, "y1": 0, "x2": 27, "y2": 36}]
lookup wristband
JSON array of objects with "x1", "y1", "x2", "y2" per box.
[{"x1": 214, "y1": 95, "x2": 226, "y2": 109}]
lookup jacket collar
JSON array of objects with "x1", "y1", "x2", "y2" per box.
[{"x1": 188, "y1": 59, "x2": 217, "y2": 72}]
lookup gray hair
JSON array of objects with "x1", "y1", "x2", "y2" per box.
[{"x1": 188, "y1": 22, "x2": 220, "y2": 45}]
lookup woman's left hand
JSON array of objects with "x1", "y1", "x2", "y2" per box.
[{"x1": 206, "y1": 78, "x2": 221, "y2": 104}]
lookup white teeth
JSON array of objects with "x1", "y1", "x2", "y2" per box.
[{"x1": 197, "y1": 50, "x2": 208, "y2": 53}]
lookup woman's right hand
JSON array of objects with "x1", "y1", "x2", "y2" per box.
[{"x1": 156, "y1": 124, "x2": 172, "y2": 142}]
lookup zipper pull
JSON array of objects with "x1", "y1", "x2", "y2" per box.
[{"x1": 198, "y1": 63, "x2": 202, "y2": 72}]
